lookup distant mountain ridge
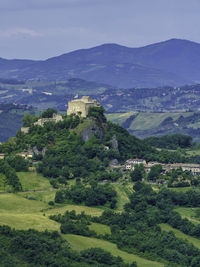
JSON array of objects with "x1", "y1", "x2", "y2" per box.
[{"x1": 0, "y1": 38, "x2": 200, "y2": 88}]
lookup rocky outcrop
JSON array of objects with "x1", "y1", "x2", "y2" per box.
[
  {"x1": 32, "y1": 146, "x2": 47, "y2": 156},
  {"x1": 111, "y1": 135, "x2": 119, "y2": 152},
  {"x1": 80, "y1": 123, "x2": 104, "y2": 141}
]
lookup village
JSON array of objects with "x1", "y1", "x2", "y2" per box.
[{"x1": 124, "y1": 158, "x2": 200, "y2": 175}]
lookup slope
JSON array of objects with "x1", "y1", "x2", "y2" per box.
[{"x1": 1, "y1": 39, "x2": 200, "y2": 87}]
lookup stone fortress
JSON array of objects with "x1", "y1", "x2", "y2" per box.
[
  {"x1": 34, "y1": 113, "x2": 63, "y2": 126},
  {"x1": 67, "y1": 96, "x2": 101, "y2": 117},
  {"x1": 21, "y1": 96, "x2": 101, "y2": 134}
]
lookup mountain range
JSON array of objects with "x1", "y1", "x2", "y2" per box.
[{"x1": 1, "y1": 38, "x2": 200, "y2": 88}]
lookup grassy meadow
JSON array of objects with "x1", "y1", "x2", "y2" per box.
[
  {"x1": 1, "y1": 170, "x2": 200, "y2": 267},
  {"x1": 64, "y1": 234, "x2": 164, "y2": 267},
  {"x1": 175, "y1": 206, "x2": 200, "y2": 225},
  {"x1": 106, "y1": 111, "x2": 200, "y2": 142},
  {"x1": 17, "y1": 171, "x2": 52, "y2": 191},
  {"x1": 160, "y1": 223, "x2": 200, "y2": 249},
  {"x1": 106, "y1": 112, "x2": 193, "y2": 131}
]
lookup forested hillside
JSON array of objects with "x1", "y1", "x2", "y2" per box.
[{"x1": 1, "y1": 107, "x2": 200, "y2": 266}]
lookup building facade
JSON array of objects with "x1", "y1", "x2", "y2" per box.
[
  {"x1": 67, "y1": 96, "x2": 101, "y2": 117},
  {"x1": 125, "y1": 159, "x2": 146, "y2": 170}
]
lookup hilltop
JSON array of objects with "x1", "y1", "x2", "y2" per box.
[
  {"x1": 1, "y1": 106, "x2": 200, "y2": 266},
  {"x1": 0, "y1": 39, "x2": 200, "y2": 88}
]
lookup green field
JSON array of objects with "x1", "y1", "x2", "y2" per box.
[
  {"x1": 0, "y1": 189, "x2": 164, "y2": 267},
  {"x1": 107, "y1": 112, "x2": 193, "y2": 131},
  {"x1": 46, "y1": 204, "x2": 104, "y2": 217},
  {"x1": 113, "y1": 182, "x2": 133, "y2": 211},
  {"x1": 1, "y1": 170, "x2": 200, "y2": 266},
  {"x1": 169, "y1": 187, "x2": 194, "y2": 193},
  {"x1": 175, "y1": 206, "x2": 200, "y2": 225},
  {"x1": 186, "y1": 148, "x2": 200, "y2": 156},
  {"x1": 106, "y1": 111, "x2": 200, "y2": 142},
  {"x1": 17, "y1": 171, "x2": 52, "y2": 191},
  {"x1": 64, "y1": 234, "x2": 164, "y2": 267},
  {"x1": 106, "y1": 112, "x2": 136, "y2": 125},
  {"x1": 160, "y1": 223, "x2": 200, "y2": 249},
  {"x1": 129, "y1": 112, "x2": 191, "y2": 131},
  {"x1": 0, "y1": 192, "x2": 105, "y2": 231},
  {"x1": 0, "y1": 193, "x2": 60, "y2": 231},
  {"x1": 20, "y1": 190, "x2": 56, "y2": 203},
  {"x1": 89, "y1": 222, "x2": 111, "y2": 235}
]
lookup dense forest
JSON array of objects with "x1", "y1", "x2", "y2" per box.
[
  {"x1": 51, "y1": 183, "x2": 200, "y2": 266},
  {"x1": 144, "y1": 134, "x2": 193, "y2": 150}
]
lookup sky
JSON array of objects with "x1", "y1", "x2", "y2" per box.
[{"x1": 1, "y1": 0, "x2": 200, "y2": 59}]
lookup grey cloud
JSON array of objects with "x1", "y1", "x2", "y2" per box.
[
  {"x1": 0, "y1": 0, "x2": 105, "y2": 11},
  {"x1": 0, "y1": 28, "x2": 43, "y2": 38}
]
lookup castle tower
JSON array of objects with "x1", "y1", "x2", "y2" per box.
[{"x1": 67, "y1": 96, "x2": 101, "y2": 117}]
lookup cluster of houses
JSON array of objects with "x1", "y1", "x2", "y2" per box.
[
  {"x1": 1, "y1": 150, "x2": 200, "y2": 176},
  {"x1": 124, "y1": 158, "x2": 200, "y2": 175},
  {"x1": 0, "y1": 152, "x2": 33, "y2": 160}
]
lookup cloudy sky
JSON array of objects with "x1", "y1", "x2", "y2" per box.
[{"x1": 1, "y1": 0, "x2": 200, "y2": 59}]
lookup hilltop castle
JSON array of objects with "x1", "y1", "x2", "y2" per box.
[
  {"x1": 21, "y1": 96, "x2": 101, "y2": 134},
  {"x1": 67, "y1": 96, "x2": 101, "y2": 117}
]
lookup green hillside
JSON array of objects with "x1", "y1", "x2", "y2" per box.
[
  {"x1": 2, "y1": 170, "x2": 200, "y2": 266},
  {"x1": 1, "y1": 108, "x2": 200, "y2": 266},
  {"x1": 106, "y1": 111, "x2": 200, "y2": 142},
  {"x1": 0, "y1": 171, "x2": 164, "y2": 267},
  {"x1": 0, "y1": 171, "x2": 162, "y2": 267}
]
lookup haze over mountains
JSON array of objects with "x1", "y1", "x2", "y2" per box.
[{"x1": 0, "y1": 38, "x2": 200, "y2": 88}]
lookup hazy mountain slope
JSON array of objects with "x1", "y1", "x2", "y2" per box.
[
  {"x1": 0, "y1": 104, "x2": 35, "y2": 142},
  {"x1": 0, "y1": 39, "x2": 199, "y2": 87},
  {"x1": 0, "y1": 58, "x2": 37, "y2": 78},
  {"x1": 130, "y1": 39, "x2": 200, "y2": 83}
]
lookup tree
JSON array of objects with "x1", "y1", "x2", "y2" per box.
[
  {"x1": 130, "y1": 164, "x2": 144, "y2": 182},
  {"x1": 22, "y1": 113, "x2": 37, "y2": 127},
  {"x1": 87, "y1": 106, "x2": 106, "y2": 123},
  {"x1": 6, "y1": 155, "x2": 29, "y2": 172},
  {"x1": 41, "y1": 108, "x2": 57, "y2": 118},
  {"x1": 55, "y1": 191, "x2": 64, "y2": 203},
  {"x1": 148, "y1": 164, "x2": 162, "y2": 181},
  {"x1": 0, "y1": 172, "x2": 7, "y2": 191}
]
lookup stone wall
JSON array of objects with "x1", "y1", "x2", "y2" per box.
[
  {"x1": 34, "y1": 114, "x2": 63, "y2": 126},
  {"x1": 67, "y1": 96, "x2": 101, "y2": 117}
]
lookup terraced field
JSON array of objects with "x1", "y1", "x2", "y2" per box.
[
  {"x1": 175, "y1": 206, "x2": 200, "y2": 225},
  {"x1": 160, "y1": 224, "x2": 200, "y2": 249},
  {"x1": 64, "y1": 235, "x2": 164, "y2": 267},
  {"x1": 107, "y1": 112, "x2": 193, "y2": 131},
  {"x1": 1, "y1": 170, "x2": 200, "y2": 267}
]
